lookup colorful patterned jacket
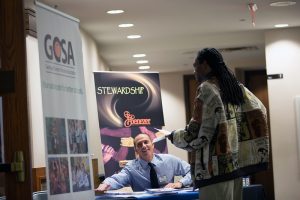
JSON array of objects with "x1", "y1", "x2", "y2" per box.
[{"x1": 172, "y1": 80, "x2": 269, "y2": 188}]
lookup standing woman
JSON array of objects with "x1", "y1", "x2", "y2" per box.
[{"x1": 169, "y1": 48, "x2": 269, "y2": 200}]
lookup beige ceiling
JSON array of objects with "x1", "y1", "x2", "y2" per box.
[{"x1": 38, "y1": 0, "x2": 300, "y2": 73}]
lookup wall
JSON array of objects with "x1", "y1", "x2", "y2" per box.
[
  {"x1": 26, "y1": 35, "x2": 45, "y2": 167},
  {"x1": 159, "y1": 72, "x2": 191, "y2": 161},
  {"x1": 80, "y1": 29, "x2": 109, "y2": 174},
  {"x1": 265, "y1": 27, "x2": 300, "y2": 200}
]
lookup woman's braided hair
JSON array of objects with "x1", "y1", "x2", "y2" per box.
[{"x1": 196, "y1": 48, "x2": 244, "y2": 105}]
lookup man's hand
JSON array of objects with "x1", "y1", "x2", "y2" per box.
[
  {"x1": 164, "y1": 182, "x2": 183, "y2": 189},
  {"x1": 95, "y1": 183, "x2": 110, "y2": 193}
]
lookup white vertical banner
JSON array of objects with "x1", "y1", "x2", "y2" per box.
[{"x1": 36, "y1": 2, "x2": 94, "y2": 200}]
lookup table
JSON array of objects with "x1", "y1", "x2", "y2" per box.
[
  {"x1": 0, "y1": 185, "x2": 265, "y2": 200},
  {"x1": 96, "y1": 184, "x2": 265, "y2": 200},
  {"x1": 243, "y1": 184, "x2": 266, "y2": 200},
  {"x1": 96, "y1": 189, "x2": 198, "y2": 200}
]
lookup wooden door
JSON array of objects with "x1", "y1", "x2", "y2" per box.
[
  {"x1": 183, "y1": 75, "x2": 198, "y2": 164},
  {"x1": 0, "y1": 0, "x2": 33, "y2": 199},
  {"x1": 245, "y1": 69, "x2": 274, "y2": 200}
]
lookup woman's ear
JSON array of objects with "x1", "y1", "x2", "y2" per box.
[{"x1": 203, "y1": 60, "x2": 212, "y2": 74}]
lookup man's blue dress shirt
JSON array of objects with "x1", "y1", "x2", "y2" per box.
[{"x1": 103, "y1": 154, "x2": 192, "y2": 191}]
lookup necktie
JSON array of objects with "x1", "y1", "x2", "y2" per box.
[{"x1": 148, "y1": 162, "x2": 159, "y2": 188}]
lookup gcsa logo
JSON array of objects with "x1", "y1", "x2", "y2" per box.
[{"x1": 44, "y1": 34, "x2": 75, "y2": 65}]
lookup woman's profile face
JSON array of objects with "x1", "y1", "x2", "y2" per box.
[{"x1": 193, "y1": 59, "x2": 210, "y2": 82}]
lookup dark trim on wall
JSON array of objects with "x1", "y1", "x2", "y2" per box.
[{"x1": 24, "y1": 8, "x2": 36, "y2": 38}]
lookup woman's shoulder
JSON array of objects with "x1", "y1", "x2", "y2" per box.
[
  {"x1": 200, "y1": 79, "x2": 218, "y2": 90},
  {"x1": 198, "y1": 80, "x2": 221, "y2": 98}
]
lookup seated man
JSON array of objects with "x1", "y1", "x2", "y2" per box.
[{"x1": 95, "y1": 133, "x2": 192, "y2": 192}]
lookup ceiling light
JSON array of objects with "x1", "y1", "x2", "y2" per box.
[
  {"x1": 138, "y1": 66, "x2": 150, "y2": 70},
  {"x1": 118, "y1": 23, "x2": 134, "y2": 28},
  {"x1": 270, "y1": 1, "x2": 296, "y2": 7},
  {"x1": 274, "y1": 24, "x2": 289, "y2": 28},
  {"x1": 106, "y1": 10, "x2": 124, "y2": 14},
  {"x1": 136, "y1": 60, "x2": 148, "y2": 64},
  {"x1": 133, "y1": 54, "x2": 146, "y2": 58},
  {"x1": 127, "y1": 35, "x2": 141, "y2": 39}
]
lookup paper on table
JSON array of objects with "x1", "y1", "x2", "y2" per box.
[
  {"x1": 145, "y1": 188, "x2": 178, "y2": 194},
  {"x1": 153, "y1": 128, "x2": 172, "y2": 143},
  {"x1": 104, "y1": 191, "x2": 146, "y2": 195}
]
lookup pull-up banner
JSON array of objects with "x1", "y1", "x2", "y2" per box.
[
  {"x1": 36, "y1": 2, "x2": 94, "y2": 200},
  {"x1": 94, "y1": 72, "x2": 165, "y2": 128},
  {"x1": 94, "y1": 72, "x2": 167, "y2": 176}
]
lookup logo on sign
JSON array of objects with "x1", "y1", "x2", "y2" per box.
[
  {"x1": 44, "y1": 34, "x2": 75, "y2": 65},
  {"x1": 123, "y1": 111, "x2": 151, "y2": 127}
]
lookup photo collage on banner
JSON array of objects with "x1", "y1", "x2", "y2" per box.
[
  {"x1": 94, "y1": 72, "x2": 167, "y2": 176},
  {"x1": 45, "y1": 117, "x2": 91, "y2": 196},
  {"x1": 36, "y1": 2, "x2": 94, "y2": 200}
]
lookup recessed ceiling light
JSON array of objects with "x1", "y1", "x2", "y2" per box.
[
  {"x1": 118, "y1": 23, "x2": 134, "y2": 28},
  {"x1": 270, "y1": 1, "x2": 296, "y2": 7},
  {"x1": 133, "y1": 54, "x2": 146, "y2": 58},
  {"x1": 106, "y1": 10, "x2": 124, "y2": 14},
  {"x1": 138, "y1": 66, "x2": 150, "y2": 70},
  {"x1": 136, "y1": 60, "x2": 148, "y2": 64},
  {"x1": 127, "y1": 35, "x2": 141, "y2": 39},
  {"x1": 274, "y1": 24, "x2": 289, "y2": 28}
]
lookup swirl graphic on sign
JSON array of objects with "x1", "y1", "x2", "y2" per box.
[{"x1": 95, "y1": 73, "x2": 164, "y2": 128}]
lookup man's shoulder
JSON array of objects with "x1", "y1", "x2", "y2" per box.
[
  {"x1": 126, "y1": 158, "x2": 139, "y2": 165},
  {"x1": 154, "y1": 154, "x2": 189, "y2": 168},
  {"x1": 155, "y1": 153, "x2": 178, "y2": 161}
]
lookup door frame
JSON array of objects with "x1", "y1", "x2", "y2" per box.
[{"x1": 0, "y1": 0, "x2": 33, "y2": 199}]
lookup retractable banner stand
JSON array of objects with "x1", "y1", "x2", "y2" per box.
[
  {"x1": 94, "y1": 72, "x2": 167, "y2": 176},
  {"x1": 36, "y1": 2, "x2": 94, "y2": 200}
]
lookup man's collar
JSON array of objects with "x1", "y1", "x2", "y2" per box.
[{"x1": 139, "y1": 154, "x2": 163, "y2": 168}]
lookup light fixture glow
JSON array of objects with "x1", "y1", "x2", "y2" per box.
[
  {"x1": 118, "y1": 23, "x2": 134, "y2": 28},
  {"x1": 136, "y1": 60, "x2": 148, "y2": 64},
  {"x1": 274, "y1": 24, "x2": 289, "y2": 28},
  {"x1": 270, "y1": 1, "x2": 296, "y2": 7},
  {"x1": 106, "y1": 10, "x2": 124, "y2": 14},
  {"x1": 138, "y1": 66, "x2": 150, "y2": 70},
  {"x1": 133, "y1": 54, "x2": 146, "y2": 58},
  {"x1": 127, "y1": 35, "x2": 141, "y2": 39}
]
